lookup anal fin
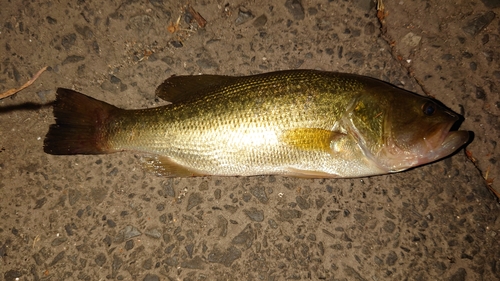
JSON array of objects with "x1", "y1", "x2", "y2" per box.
[
  {"x1": 141, "y1": 155, "x2": 206, "y2": 177},
  {"x1": 283, "y1": 167, "x2": 339, "y2": 178}
]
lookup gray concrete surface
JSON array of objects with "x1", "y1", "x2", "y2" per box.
[{"x1": 0, "y1": 0, "x2": 498, "y2": 280}]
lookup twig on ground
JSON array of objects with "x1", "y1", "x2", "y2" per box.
[
  {"x1": 187, "y1": 5, "x2": 207, "y2": 28},
  {"x1": 0, "y1": 66, "x2": 48, "y2": 99}
]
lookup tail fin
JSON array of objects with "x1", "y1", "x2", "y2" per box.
[{"x1": 44, "y1": 88, "x2": 119, "y2": 155}]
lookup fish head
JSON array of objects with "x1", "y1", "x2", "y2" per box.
[{"x1": 380, "y1": 91, "x2": 470, "y2": 172}]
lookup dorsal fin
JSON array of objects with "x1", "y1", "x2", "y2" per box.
[{"x1": 155, "y1": 74, "x2": 244, "y2": 103}]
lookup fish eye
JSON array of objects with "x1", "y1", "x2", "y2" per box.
[{"x1": 422, "y1": 101, "x2": 436, "y2": 116}]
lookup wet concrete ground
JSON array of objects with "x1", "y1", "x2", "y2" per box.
[{"x1": 1, "y1": 0, "x2": 499, "y2": 280}]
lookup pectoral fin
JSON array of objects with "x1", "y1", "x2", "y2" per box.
[
  {"x1": 141, "y1": 155, "x2": 206, "y2": 177},
  {"x1": 281, "y1": 128, "x2": 345, "y2": 152}
]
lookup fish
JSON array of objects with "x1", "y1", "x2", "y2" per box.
[{"x1": 43, "y1": 69, "x2": 470, "y2": 178}]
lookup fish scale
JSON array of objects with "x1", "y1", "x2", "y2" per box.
[{"x1": 44, "y1": 70, "x2": 470, "y2": 178}]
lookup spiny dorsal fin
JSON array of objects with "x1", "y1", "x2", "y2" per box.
[{"x1": 155, "y1": 74, "x2": 245, "y2": 103}]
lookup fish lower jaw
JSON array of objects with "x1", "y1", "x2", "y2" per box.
[
  {"x1": 419, "y1": 130, "x2": 470, "y2": 163},
  {"x1": 374, "y1": 142, "x2": 445, "y2": 173},
  {"x1": 390, "y1": 130, "x2": 470, "y2": 170}
]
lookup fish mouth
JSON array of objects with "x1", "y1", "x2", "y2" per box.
[
  {"x1": 419, "y1": 120, "x2": 470, "y2": 164},
  {"x1": 380, "y1": 113, "x2": 470, "y2": 173}
]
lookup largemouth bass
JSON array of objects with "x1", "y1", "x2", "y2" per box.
[{"x1": 44, "y1": 70, "x2": 470, "y2": 177}]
